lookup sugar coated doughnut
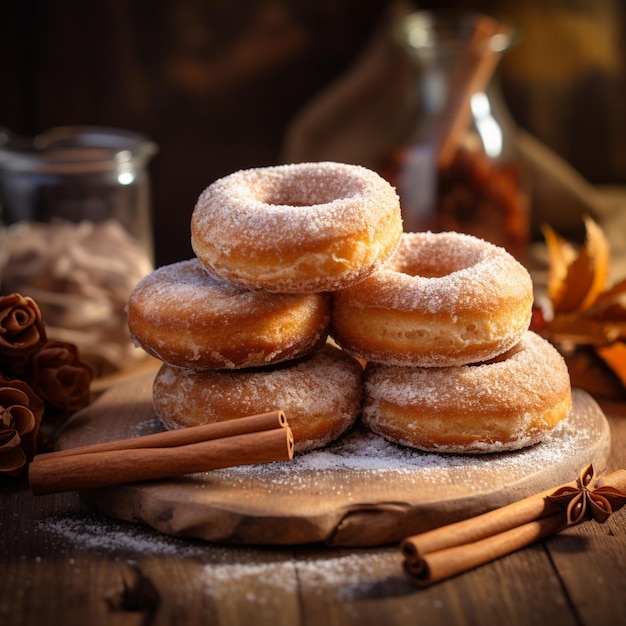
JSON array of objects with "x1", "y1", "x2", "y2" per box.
[
  {"x1": 128, "y1": 259, "x2": 330, "y2": 369},
  {"x1": 153, "y1": 344, "x2": 364, "y2": 453},
  {"x1": 362, "y1": 331, "x2": 572, "y2": 454},
  {"x1": 190, "y1": 162, "x2": 402, "y2": 293},
  {"x1": 331, "y1": 231, "x2": 533, "y2": 367}
]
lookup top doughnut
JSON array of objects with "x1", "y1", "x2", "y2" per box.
[{"x1": 190, "y1": 162, "x2": 403, "y2": 293}]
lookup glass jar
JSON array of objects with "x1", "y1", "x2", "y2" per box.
[
  {"x1": 0, "y1": 126, "x2": 158, "y2": 375},
  {"x1": 380, "y1": 10, "x2": 529, "y2": 258}
]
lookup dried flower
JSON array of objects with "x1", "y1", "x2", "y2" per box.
[
  {"x1": 535, "y1": 217, "x2": 626, "y2": 397},
  {"x1": 28, "y1": 340, "x2": 93, "y2": 414},
  {"x1": 0, "y1": 376, "x2": 45, "y2": 477},
  {"x1": 0, "y1": 293, "x2": 47, "y2": 360}
]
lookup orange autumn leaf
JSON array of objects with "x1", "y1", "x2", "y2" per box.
[
  {"x1": 544, "y1": 216, "x2": 610, "y2": 314},
  {"x1": 597, "y1": 342, "x2": 626, "y2": 387},
  {"x1": 563, "y1": 349, "x2": 625, "y2": 399},
  {"x1": 539, "y1": 217, "x2": 626, "y2": 396},
  {"x1": 542, "y1": 223, "x2": 576, "y2": 308},
  {"x1": 579, "y1": 215, "x2": 612, "y2": 310},
  {"x1": 545, "y1": 314, "x2": 626, "y2": 346},
  {"x1": 586, "y1": 276, "x2": 626, "y2": 320}
]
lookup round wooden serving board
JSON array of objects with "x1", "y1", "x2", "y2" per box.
[{"x1": 57, "y1": 371, "x2": 611, "y2": 547}]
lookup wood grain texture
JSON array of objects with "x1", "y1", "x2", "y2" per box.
[
  {"x1": 2, "y1": 465, "x2": 626, "y2": 626},
  {"x1": 53, "y1": 371, "x2": 611, "y2": 547},
  {"x1": 546, "y1": 400, "x2": 626, "y2": 624}
]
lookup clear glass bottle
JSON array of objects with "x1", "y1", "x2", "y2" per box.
[
  {"x1": 380, "y1": 10, "x2": 529, "y2": 258},
  {"x1": 0, "y1": 126, "x2": 158, "y2": 375}
]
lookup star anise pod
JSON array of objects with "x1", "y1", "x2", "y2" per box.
[{"x1": 548, "y1": 463, "x2": 626, "y2": 526}]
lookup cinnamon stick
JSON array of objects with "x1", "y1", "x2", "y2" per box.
[
  {"x1": 29, "y1": 419, "x2": 294, "y2": 496},
  {"x1": 401, "y1": 467, "x2": 626, "y2": 587},
  {"x1": 431, "y1": 14, "x2": 510, "y2": 169},
  {"x1": 33, "y1": 410, "x2": 287, "y2": 461},
  {"x1": 403, "y1": 512, "x2": 566, "y2": 587},
  {"x1": 401, "y1": 481, "x2": 571, "y2": 562}
]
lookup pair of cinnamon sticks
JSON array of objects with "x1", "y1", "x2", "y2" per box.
[
  {"x1": 29, "y1": 410, "x2": 294, "y2": 495},
  {"x1": 401, "y1": 464, "x2": 626, "y2": 587}
]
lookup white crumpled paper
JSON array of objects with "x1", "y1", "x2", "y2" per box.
[{"x1": 0, "y1": 219, "x2": 153, "y2": 375}]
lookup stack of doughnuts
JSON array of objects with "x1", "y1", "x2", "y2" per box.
[
  {"x1": 128, "y1": 160, "x2": 572, "y2": 457},
  {"x1": 127, "y1": 162, "x2": 402, "y2": 452},
  {"x1": 331, "y1": 231, "x2": 572, "y2": 453}
]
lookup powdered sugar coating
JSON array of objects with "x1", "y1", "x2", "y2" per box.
[
  {"x1": 359, "y1": 231, "x2": 530, "y2": 312},
  {"x1": 331, "y1": 232, "x2": 533, "y2": 366},
  {"x1": 153, "y1": 344, "x2": 364, "y2": 452},
  {"x1": 363, "y1": 331, "x2": 572, "y2": 453},
  {"x1": 127, "y1": 258, "x2": 330, "y2": 369},
  {"x1": 190, "y1": 162, "x2": 402, "y2": 292}
]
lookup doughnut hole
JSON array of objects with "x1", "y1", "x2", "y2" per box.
[
  {"x1": 392, "y1": 244, "x2": 483, "y2": 279},
  {"x1": 254, "y1": 168, "x2": 364, "y2": 207}
]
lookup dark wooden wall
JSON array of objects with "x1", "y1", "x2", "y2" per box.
[{"x1": 2, "y1": 0, "x2": 624, "y2": 267}]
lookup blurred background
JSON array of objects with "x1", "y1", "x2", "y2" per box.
[{"x1": 1, "y1": 0, "x2": 625, "y2": 267}]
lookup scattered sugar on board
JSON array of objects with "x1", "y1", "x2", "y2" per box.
[{"x1": 218, "y1": 409, "x2": 593, "y2": 491}]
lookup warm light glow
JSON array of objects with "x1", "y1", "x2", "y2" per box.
[
  {"x1": 406, "y1": 21, "x2": 434, "y2": 49},
  {"x1": 490, "y1": 33, "x2": 509, "y2": 53},
  {"x1": 118, "y1": 171, "x2": 134, "y2": 185},
  {"x1": 471, "y1": 92, "x2": 502, "y2": 158}
]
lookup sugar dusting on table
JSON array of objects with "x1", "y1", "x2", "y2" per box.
[
  {"x1": 201, "y1": 549, "x2": 404, "y2": 605},
  {"x1": 40, "y1": 513, "x2": 206, "y2": 558},
  {"x1": 39, "y1": 513, "x2": 406, "y2": 604}
]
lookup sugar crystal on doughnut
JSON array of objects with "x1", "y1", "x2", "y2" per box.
[{"x1": 191, "y1": 162, "x2": 402, "y2": 293}]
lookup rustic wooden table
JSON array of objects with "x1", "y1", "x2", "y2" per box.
[{"x1": 1, "y1": 398, "x2": 625, "y2": 626}]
